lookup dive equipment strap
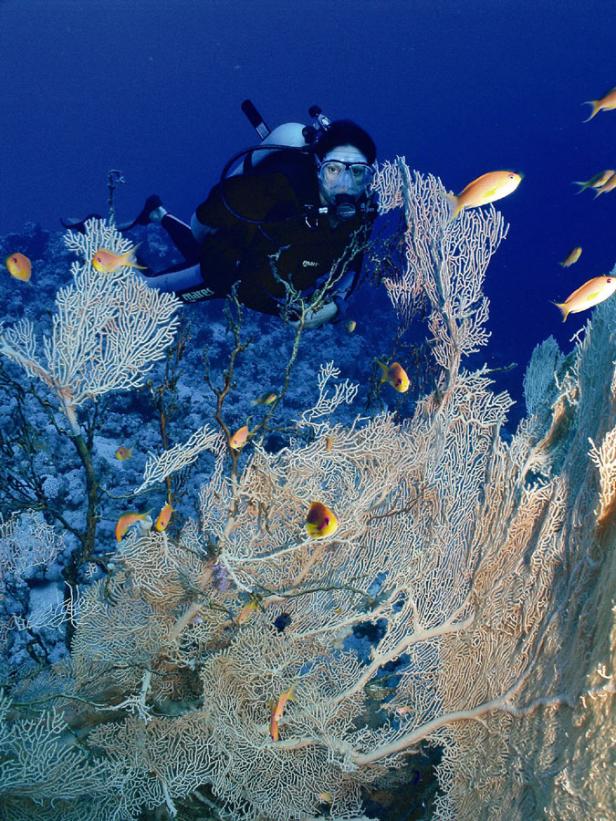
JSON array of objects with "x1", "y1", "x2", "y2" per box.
[{"x1": 241, "y1": 99, "x2": 271, "y2": 140}]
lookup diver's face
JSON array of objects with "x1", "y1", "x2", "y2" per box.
[{"x1": 318, "y1": 144, "x2": 373, "y2": 207}]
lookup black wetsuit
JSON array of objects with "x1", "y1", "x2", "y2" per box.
[{"x1": 180, "y1": 150, "x2": 375, "y2": 314}]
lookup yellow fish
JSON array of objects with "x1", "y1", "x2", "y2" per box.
[
  {"x1": 345, "y1": 320, "x2": 357, "y2": 333},
  {"x1": 559, "y1": 247, "x2": 582, "y2": 268},
  {"x1": 593, "y1": 173, "x2": 616, "y2": 198},
  {"x1": 376, "y1": 360, "x2": 410, "y2": 393},
  {"x1": 573, "y1": 169, "x2": 615, "y2": 193},
  {"x1": 269, "y1": 685, "x2": 295, "y2": 741},
  {"x1": 236, "y1": 597, "x2": 261, "y2": 625},
  {"x1": 305, "y1": 501, "x2": 339, "y2": 540},
  {"x1": 229, "y1": 425, "x2": 249, "y2": 450},
  {"x1": 115, "y1": 511, "x2": 150, "y2": 542},
  {"x1": 252, "y1": 391, "x2": 278, "y2": 406},
  {"x1": 5, "y1": 252, "x2": 32, "y2": 282},
  {"x1": 114, "y1": 446, "x2": 133, "y2": 461},
  {"x1": 583, "y1": 87, "x2": 616, "y2": 122},
  {"x1": 154, "y1": 502, "x2": 173, "y2": 532},
  {"x1": 92, "y1": 246, "x2": 146, "y2": 274},
  {"x1": 553, "y1": 275, "x2": 616, "y2": 321},
  {"x1": 449, "y1": 170, "x2": 522, "y2": 218}
]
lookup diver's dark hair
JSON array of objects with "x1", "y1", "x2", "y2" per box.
[{"x1": 313, "y1": 120, "x2": 377, "y2": 165}]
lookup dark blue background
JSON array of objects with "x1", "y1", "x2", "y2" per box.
[{"x1": 2, "y1": 0, "x2": 615, "y2": 407}]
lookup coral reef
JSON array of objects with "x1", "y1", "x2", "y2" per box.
[{"x1": 0, "y1": 161, "x2": 614, "y2": 820}]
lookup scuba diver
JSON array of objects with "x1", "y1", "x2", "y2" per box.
[
  {"x1": 66, "y1": 103, "x2": 378, "y2": 328},
  {"x1": 130, "y1": 104, "x2": 377, "y2": 328}
]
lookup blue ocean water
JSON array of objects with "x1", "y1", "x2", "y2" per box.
[
  {"x1": 0, "y1": 3, "x2": 615, "y2": 817},
  {"x1": 2, "y1": 0, "x2": 615, "y2": 414}
]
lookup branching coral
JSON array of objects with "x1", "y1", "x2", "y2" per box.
[{"x1": 0, "y1": 167, "x2": 614, "y2": 820}]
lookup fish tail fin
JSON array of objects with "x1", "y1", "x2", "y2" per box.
[
  {"x1": 593, "y1": 187, "x2": 605, "y2": 200},
  {"x1": 552, "y1": 301, "x2": 570, "y2": 322},
  {"x1": 572, "y1": 181, "x2": 589, "y2": 194},
  {"x1": 582, "y1": 100, "x2": 599, "y2": 123},
  {"x1": 447, "y1": 192, "x2": 461, "y2": 219},
  {"x1": 375, "y1": 359, "x2": 388, "y2": 382},
  {"x1": 125, "y1": 243, "x2": 148, "y2": 270}
]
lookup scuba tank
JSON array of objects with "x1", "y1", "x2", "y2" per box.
[
  {"x1": 220, "y1": 101, "x2": 374, "y2": 226},
  {"x1": 241, "y1": 99, "x2": 331, "y2": 141},
  {"x1": 222, "y1": 100, "x2": 329, "y2": 179}
]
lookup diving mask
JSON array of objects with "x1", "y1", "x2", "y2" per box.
[{"x1": 318, "y1": 159, "x2": 375, "y2": 190}]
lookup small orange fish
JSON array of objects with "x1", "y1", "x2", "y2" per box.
[
  {"x1": 559, "y1": 247, "x2": 582, "y2": 268},
  {"x1": 376, "y1": 360, "x2": 410, "y2": 393},
  {"x1": 573, "y1": 169, "x2": 615, "y2": 193},
  {"x1": 325, "y1": 434, "x2": 335, "y2": 452},
  {"x1": 114, "y1": 446, "x2": 133, "y2": 461},
  {"x1": 449, "y1": 171, "x2": 522, "y2": 218},
  {"x1": 236, "y1": 598, "x2": 260, "y2": 625},
  {"x1": 229, "y1": 425, "x2": 249, "y2": 450},
  {"x1": 92, "y1": 246, "x2": 146, "y2": 274},
  {"x1": 154, "y1": 502, "x2": 173, "y2": 533},
  {"x1": 5, "y1": 252, "x2": 32, "y2": 282},
  {"x1": 583, "y1": 87, "x2": 616, "y2": 122},
  {"x1": 269, "y1": 685, "x2": 295, "y2": 741},
  {"x1": 305, "y1": 501, "x2": 339, "y2": 539},
  {"x1": 395, "y1": 705, "x2": 412, "y2": 716},
  {"x1": 593, "y1": 174, "x2": 616, "y2": 198},
  {"x1": 553, "y1": 275, "x2": 616, "y2": 321},
  {"x1": 252, "y1": 391, "x2": 278, "y2": 406},
  {"x1": 115, "y1": 511, "x2": 150, "y2": 542}
]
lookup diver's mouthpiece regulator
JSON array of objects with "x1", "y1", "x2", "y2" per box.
[{"x1": 332, "y1": 194, "x2": 359, "y2": 221}]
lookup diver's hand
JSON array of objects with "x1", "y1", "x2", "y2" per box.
[{"x1": 291, "y1": 301, "x2": 338, "y2": 329}]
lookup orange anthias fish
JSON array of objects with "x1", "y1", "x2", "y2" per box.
[
  {"x1": 229, "y1": 425, "x2": 250, "y2": 450},
  {"x1": 154, "y1": 502, "x2": 173, "y2": 533},
  {"x1": 236, "y1": 598, "x2": 261, "y2": 625},
  {"x1": 252, "y1": 391, "x2": 278, "y2": 406},
  {"x1": 92, "y1": 246, "x2": 146, "y2": 274},
  {"x1": 114, "y1": 446, "x2": 133, "y2": 461},
  {"x1": 305, "y1": 501, "x2": 339, "y2": 540},
  {"x1": 376, "y1": 360, "x2": 410, "y2": 393},
  {"x1": 553, "y1": 275, "x2": 616, "y2": 321},
  {"x1": 449, "y1": 171, "x2": 522, "y2": 218},
  {"x1": 573, "y1": 169, "x2": 615, "y2": 193},
  {"x1": 5, "y1": 252, "x2": 32, "y2": 282},
  {"x1": 593, "y1": 174, "x2": 616, "y2": 198},
  {"x1": 269, "y1": 685, "x2": 296, "y2": 742},
  {"x1": 559, "y1": 247, "x2": 582, "y2": 268},
  {"x1": 583, "y1": 87, "x2": 616, "y2": 122},
  {"x1": 115, "y1": 511, "x2": 150, "y2": 542}
]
